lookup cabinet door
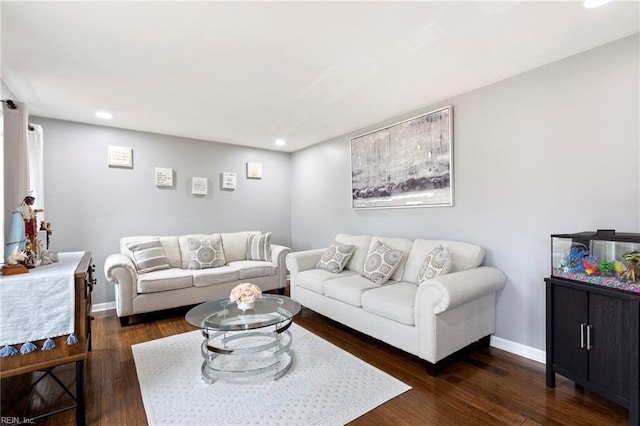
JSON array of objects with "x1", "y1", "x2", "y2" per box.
[
  {"x1": 588, "y1": 293, "x2": 630, "y2": 401},
  {"x1": 552, "y1": 284, "x2": 588, "y2": 379}
]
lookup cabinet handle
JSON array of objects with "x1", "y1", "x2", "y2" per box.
[
  {"x1": 580, "y1": 323, "x2": 586, "y2": 349},
  {"x1": 586, "y1": 324, "x2": 592, "y2": 350}
]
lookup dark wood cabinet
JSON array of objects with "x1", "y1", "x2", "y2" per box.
[{"x1": 546, "y1": 277, "x2": 639, "y2": 425}]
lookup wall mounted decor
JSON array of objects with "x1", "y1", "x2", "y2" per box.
[
  {"x1": 246, "y1": 162, "x2": 262, "y2": 179},
  {"x1": 351, "y1": 106, "x2": 453, "y2": 209},
  {"x1": 191, "y1": 177, "x2": 208, "y2": 195},
  {"x1": 108, "y1": 145, "x2": 133, "y2": 168},
  {"x1": 222, "y1": 172, "x2": 237, "y2": 189},
  {"x1": 155, "y1": 167, "x2": 174, "y2": 187}
]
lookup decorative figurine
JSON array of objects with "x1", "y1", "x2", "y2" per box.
[
  {"x1": 1, "y1": 247, "x2": 29, "y2": 275},
  {"x1": 19, "y1": 195, "x2": 44, "y2": 250},
  {"x1": 14, "y1": 194, "x2": 48, "y2": 266}
]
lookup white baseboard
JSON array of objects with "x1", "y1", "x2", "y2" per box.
[
  {"x1": 92, "y1": 301, "x2": 116, "y2": 313},
  {"x1": 490, "y1": 335, "x2": 546, "y2": 364}
]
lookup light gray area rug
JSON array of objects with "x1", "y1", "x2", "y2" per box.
[{"x1": 132, "y1": 324, "x2": 411, "y2": 426}]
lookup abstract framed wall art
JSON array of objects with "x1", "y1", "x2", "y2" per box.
[{"x1": 350, "y1": 106, "x2": 453, "y2": 210}]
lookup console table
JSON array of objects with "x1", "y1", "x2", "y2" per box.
[{"x1": 0, "y1": 251, "x2": 94, "y2": 425}]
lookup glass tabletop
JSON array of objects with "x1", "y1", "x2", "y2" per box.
[{"x1": 185, "y1": 294, "x2": 302, "y2": 331}]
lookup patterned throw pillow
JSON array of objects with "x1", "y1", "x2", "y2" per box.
[
  {"x1": 187, "y1": 235, "x2": 226, "y2": 270},
  {"x1": 126, "y1": 240, "x2": 171, "y2": 274},
  {"x1": 247, "y1": 232, "x2": 271, "y2": 261},
  {"x1": 417, "y1": 245, "x2": 453, "y2": 282},
  {"x1": 316, "y1": 241, "x2": 356, "y2": 273},
  {"x1": 361, "y1": 241, "x2": 404, "y2": 285}
]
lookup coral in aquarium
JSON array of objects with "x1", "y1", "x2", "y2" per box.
[
  {"x1": 621, "y1": 251, "x2": 640, "y2": 282},
  {"x1": 560, "y1": 247, "x2": 593, "y2": 273},
  {"x1": 582, "y1": 258, "x2": 597, "y2": 275},
  {"x1": 598, "y1": 259, "x2": 616, "y2": 275},
  {"x1": 614, "y1": 261, "x2": 626, "y2": 274}
]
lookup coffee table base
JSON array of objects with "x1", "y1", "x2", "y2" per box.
[{"x1": 199, "y1": 320, "x2": 294, "y2": 384}]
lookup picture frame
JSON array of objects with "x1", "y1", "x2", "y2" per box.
[
  {"x1": 191, "y1": 177, "x2": 208, "y2": 195},
  {"x1": 107, "y1": 145, "x2": 133, "y2": 168},
  {"x1": 350, "y1": 106, "x2": 453, "y2": 210},
  {"x1": 222, "y1": 172, "x2": 237, "y2": 189},
  {"x1": 155, "y1": 167, "x2": 174, "y2": 187},
  {"x1": 246, "y1": 162, "x2": 262, "y2": 179}
]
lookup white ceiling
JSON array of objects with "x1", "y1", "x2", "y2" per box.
[{"x1": 2, "y1": 1, "x2": 638, "y2": 153}]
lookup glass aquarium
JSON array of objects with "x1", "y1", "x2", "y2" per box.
[{"x1": 551, "y1": 230, "x2": 640, "y2": 294}]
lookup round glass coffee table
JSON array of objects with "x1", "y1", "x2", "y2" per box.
[{"x1": 185, "y1": 294, "x2": 301, "y2": 384}]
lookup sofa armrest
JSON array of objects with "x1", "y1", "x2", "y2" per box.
[
  {"x1": 270, "y1": 244, "x2": 292, "y2": 290},
  {"x1": 285, "y1": 248, "x2": 326, "y2": 275},
  {"x1": 416, "y1": 266, "x2": 506, "y2": 314},
  {"x1": 104, "y1": 253, "x2": 137, "y2": 283},
  {"x1": 104, "y1": 253, "x2": 138, "y2": 318},
  {"x1": 270, "y1": 244, "x2": 291, "y2": 267}
]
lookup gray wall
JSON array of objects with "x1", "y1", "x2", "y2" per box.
[
  {"x1": 25, "y1": 118, "x2": 292, "y2": 305},
  {"x1": 290, "y1": 34, "x2": 640, "y2": 351}
]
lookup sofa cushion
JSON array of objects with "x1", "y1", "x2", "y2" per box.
[
  {"x1": 191, "y1": 267, "x2": 239, "y2": 287},
  {"x1": 220, "y1": 231, "x2": 260, "y2": 262},
  {"x1": 316, "y1": 241, "x2": 355, "y2": 273},
  {"x1": 158, "y1": 236, "x2": 182, "y2": 268},
  {"x1": 121, "y1": 236, "x2": 182, "y2": 269},
  {"x1": 178, "y1": 234, "x2": 214, "y2": 268},
  {"x1": 334, "y1": 234, "x2": 373, "y2": 274},
  {"x1": 296, "y1": 269, "x2": 358, "y2": 295},
  {"x1": 369, "y1": 237, "x2": 413, "y2": 281},
  {"x1": 227, "y1": 260, "x2": 276, "y2": 279},
  {"x1": 361, "y1": 241, "x2": 405, "y2": 285},
  {"x1": 361, "y1": 282, "x2": 417, "y2": 326},
  {"x1": 403, "y1": 239, "x2": 485, "y2": 283},
  {"x1": 417, "y1": 245, "x2": 453, "y2": 282},
  {"x1": 247, "y1": 232, "x2": 271, "y2": 261},
  {"x1": 324, "y1": 275, "x2": 380, "y2": 307},
  {"x1": 137, "y1": 268, "x2": 193, "y2": 293},
  {"x1": 126, "y1": 240, "x2": 171, "y2": 274},
  {"x1": 186, "y1": 234, "x2": 226, "y2": 270}
]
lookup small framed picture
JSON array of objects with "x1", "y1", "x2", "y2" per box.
[
  {"x1": 155, "y1": 167, "x2": 174, "y2": 187},
  {"x1": 246, "y1": 162, "x2": 262, "y2": 179},
  {"x1": 192, "y1": 177, "x2": 208, "y2": 195},
  {"x1": 222, "y1": 172, "x2": 237, "y2": 189},
  {"x1": 108, "y1": 145, "x2": 133, "y2": 168}
]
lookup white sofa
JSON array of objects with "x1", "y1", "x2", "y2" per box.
[
  {"x1": 285, "y1": 234, "x2": 506, "y2": 375},
  {"x1": 104, "y1": 231, "x2": 290, "y2": 326}
]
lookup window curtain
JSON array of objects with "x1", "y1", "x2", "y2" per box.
[
  {"x1": 1, "y1": 107, "x2": 4, "y2": 261},
  {"x1": 2, "y1": 101, "x2": 44, "y2": 259},
  {"x1": 27, "y1": 123, "x2": 44, "y2": 220}
]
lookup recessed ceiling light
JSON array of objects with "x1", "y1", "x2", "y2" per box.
[
  {"x1": 275, "y1": 139, "x2": 286, "y2": 146},
  {"x1": 584, "y1": 0, "x2": 613, "y2": 8},
  {"x1": 96, "y1": 111, "x2": 113, "y2": 119}
]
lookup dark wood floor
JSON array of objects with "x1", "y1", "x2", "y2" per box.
[{"x1": 1, "y1": 303, "x2": 629, "y2": 425}]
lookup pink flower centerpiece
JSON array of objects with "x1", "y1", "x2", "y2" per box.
[{"x1": 229, "y1": 283, "x2": 262, "y2": 310}]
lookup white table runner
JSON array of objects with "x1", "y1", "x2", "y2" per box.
[{"x1": 0, "y1": 252, "x2": 84, "y2": 346}]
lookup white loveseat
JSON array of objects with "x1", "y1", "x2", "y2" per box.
[
  {"x1": 104, "y1": 231, "x2": 290, "y2": 326},
  {"x1": 285, "y1": 234, "x2": 506, "y2": 375}
]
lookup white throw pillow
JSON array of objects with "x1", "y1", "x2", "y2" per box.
[
  {"x1": 247, "y1": 232, "x2": 271, "y2": 261},
  {"x1": 417, "y1": 245, "x2": 453, "y2": 282},
  {"x1": 361, "y1": 241, "x2": 404, "y2": 285},
  {"x1": 187, "y1": 235, "x2": 226, "y2": 270},
  {"x1": 126, "y1": 240, "x2": 171, "y2": 274},
  {"x1": 316, "y1": 241, "x2": 356, "y2": 273}
]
